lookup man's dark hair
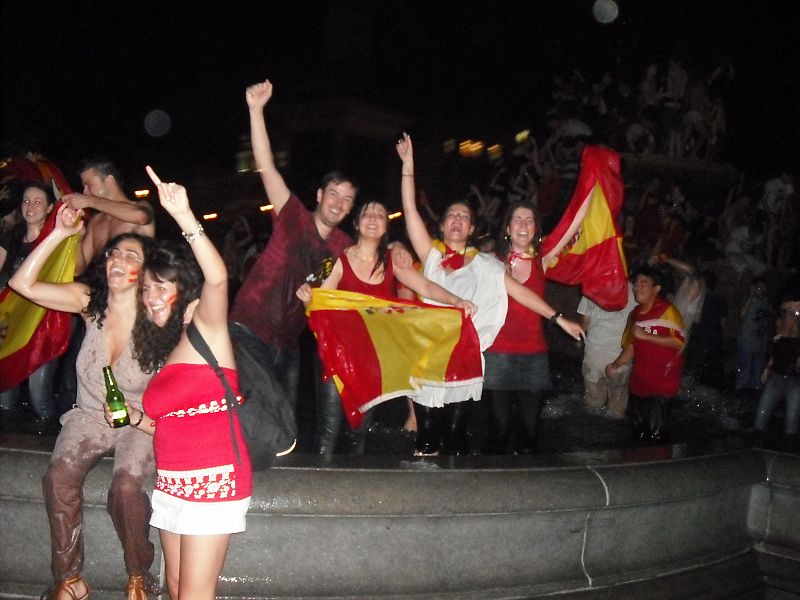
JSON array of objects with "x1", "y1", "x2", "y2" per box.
[
  {"x1": 632, "y1": 264, "x2": 671, "y2": 296},
  {"x1": 319, "y1": 170, "x2": 357, "y2": 193},
  {"x1": 79, "y1": 156, "x2": 125, "y2": 190}
]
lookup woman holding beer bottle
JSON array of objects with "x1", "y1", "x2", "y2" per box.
[{"x1": 9, "y1": 207, "x2": 159, "y2": 599}]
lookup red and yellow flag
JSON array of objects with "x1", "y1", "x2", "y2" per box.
[
  {"x1": 0, "y1": 154, "x2": 76, "y2": 392},
  {"x1": 540, "y1": 145, "x2": 629, "y2": 311},
  {"x1": 306, "y1": 289, "x2": 483, "y2": 428}
]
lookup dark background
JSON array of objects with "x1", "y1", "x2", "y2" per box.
[{"x1": 3, "y1": 1, "x2": 799, "y2": 191}]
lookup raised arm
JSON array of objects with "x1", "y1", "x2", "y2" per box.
[
  {"x1": 246, "y1": 79, "x2": 291, "y2": 214},
  {"x1": 8, "y1": 204, "x2": 90, "y2": 313},
  {"x1": 504, "y1": 273, "x2": 585, "y2": 340},
  {"x1": 393, "y1": 265, "x2": 477, "y2": 316},
  {"x1": 146, "y1": 166, "x2": 228, "y2": 333},
  {"x1": 396, "y1": 133, "x2": 433, "y2": 264}
]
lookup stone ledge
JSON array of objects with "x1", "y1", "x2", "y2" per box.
[{"x1": 1, "y1": 447, "x2": 798, "y2": 599}]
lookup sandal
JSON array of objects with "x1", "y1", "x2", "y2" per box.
[
  {"x1": 125, "y1": 575, "x2": 147, "y2": 600},
  {"x1": 43, "y1": 575, "x2": 89, "y2": 600}
]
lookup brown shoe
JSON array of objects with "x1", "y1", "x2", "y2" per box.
[
  {"x1": 125, "y1": 575, "x2": 147, "y2": 600},
  {"x1": 46, "y1": 575, "x2": 89, "y2": 600}
]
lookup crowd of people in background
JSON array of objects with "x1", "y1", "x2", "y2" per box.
[{"x1": 2, "y1": 52, "x2": 798, "y2": 457}]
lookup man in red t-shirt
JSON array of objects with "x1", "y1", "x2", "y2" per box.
[
  {"x1": 229, "y1": 80, "x2": 355, "y2": 409},
  {"x1": 605, "y1": 266, "x2": 685, "y2": 444}
]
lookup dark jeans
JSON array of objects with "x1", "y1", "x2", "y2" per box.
[
  {"x1": 314, "y1": 375, "x2": 374, "y2": 455},
  {"x1": 628, "y1": 394, "x2": 673, "y2": 443},
  {"x1": 0, "y1": 359, "x2": 58, "y2": 419},
  {"x1": 56, "y1": 316, "x2": 85, "y2": 416},
  {"x1": 229, "y1": 322, "x2": 300, "y2": 413},
  {"x1": 484, "y1": 389, "x2": 542, "y2": 454}
]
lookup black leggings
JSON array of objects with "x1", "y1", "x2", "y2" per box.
[
  {"x1": 413, "y1": 403, "x2": 470, "y2": 455},
  {"x1": 485, "y1": 389, "x2": 543, "y2": 454}
]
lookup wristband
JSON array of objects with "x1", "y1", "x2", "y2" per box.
[
  {"x1": 549, "y1": 312, "x2": 563, "y2": 324},
  {"x1": 181, "y1": 221, "x2": 205, "y2": 244},
  {"x1": 131, "y1": 410, "x2": 145, "y2": 428}
]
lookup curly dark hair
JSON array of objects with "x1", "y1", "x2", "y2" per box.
[
  {"x1": 495, "y1": 200, "x2": 542, "y2": 262},
  {"x1": 132, "y1": 240, "x2": 203, "y2": 373},
  {"x1": 78, "y1": 233, "x2": 154, "y2": 328}
]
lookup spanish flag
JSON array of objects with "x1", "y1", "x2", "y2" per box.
[
  {"x1": 306, "y1": 289, "x2": 482, "y2": 428},
  {"x1": 540, "y1": 145, "x2": 629, "y2": 311},
  {"x1": 0, "y1": 155, "x2": 76, "y2": 392}
]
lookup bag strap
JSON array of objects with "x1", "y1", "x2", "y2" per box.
[{"x1": 186, "y1": 321, "x2": 242, "y2": 466}]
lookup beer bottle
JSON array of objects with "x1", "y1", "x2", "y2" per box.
[{"x1": 103, "y1": 366, "x2": 130, "y2": 427}]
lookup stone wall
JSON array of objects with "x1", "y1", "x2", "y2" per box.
[{"x1": 1, "y1": 448, "x2": 798, "y2": 599}]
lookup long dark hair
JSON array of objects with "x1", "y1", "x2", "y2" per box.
[
  {"x1": 132, "y1": 239, "x2": 203, "y2": 373},
  {"x1": 1, "y1": 182, "x2": 57, "y2": 275},
  {"x1": 495, "y1": 200, "x2": 541, "y2": 262},
  {"x1": 79, "y1": 233, "x2": 153, "y2": 328},
  {"x1": 353, "y1": 201, "x2": 389, "y2": 278}
]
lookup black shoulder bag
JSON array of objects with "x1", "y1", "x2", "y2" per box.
[{"x1": 187, "y1": 321, "x2": 296, "y2": 470}]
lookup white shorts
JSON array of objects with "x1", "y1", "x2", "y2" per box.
[{"x1": 150, "y1": 489, "x2": 250, "y2": 535}]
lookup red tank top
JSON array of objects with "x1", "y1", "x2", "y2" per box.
[
  {"x1": 487, "y1": 258, "x2": 547, "y2": 354},
  {"x1": 339, "y1": 251, "x2": 396, "y2": 298}
]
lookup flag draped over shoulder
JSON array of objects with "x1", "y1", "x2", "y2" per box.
[
  {"x1": 306, "y1": 288, "x2": 483, "y2": 428},
  {"x1": 540, "y1": 145, "x2": 629, "y2": 310},
  {"x1": 0, "y1": 154, "x2": 76, "y2": 392}
]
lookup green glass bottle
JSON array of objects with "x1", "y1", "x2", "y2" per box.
[{"x1": 103, "y1": 366, "x2": 130, "y2": 427}]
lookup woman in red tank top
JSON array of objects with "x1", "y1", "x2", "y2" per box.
[{"x1": 297, "y1": 200, "x2": 476, "y2": 454}]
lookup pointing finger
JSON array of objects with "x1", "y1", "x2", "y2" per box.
[{"x1": 145, "y1": 165, "x2": 162, "y2": 186}]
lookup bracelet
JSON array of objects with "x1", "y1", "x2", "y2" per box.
[
  {"x1": 549, "y1": 311, "x2": 563, "y2": 324},
  {"x1": 131, "y1": 410, "x2": 145, "y2": 428},
  {"x1": 181, "y1": 221, "x2": 205, "y2": 244}
]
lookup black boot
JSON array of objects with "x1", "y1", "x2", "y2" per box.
[{"x1": 441, "y1": 403, "x2": 470, "y2": 456}]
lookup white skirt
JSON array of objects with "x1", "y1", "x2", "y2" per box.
[{"x1": 150, "y1": 489, "x2": 250, "y2": 535}]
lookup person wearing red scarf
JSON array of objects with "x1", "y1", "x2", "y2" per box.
[{"x1": 397, "y1": 134, "x2": 584, "y2": 456}]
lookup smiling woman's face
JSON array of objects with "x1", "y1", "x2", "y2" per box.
[{"x1": 141, "y1": 271, "x2": 178, "y2": 328}]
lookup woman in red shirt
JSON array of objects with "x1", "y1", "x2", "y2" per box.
[{"x1": 297, "y1": 200, "x2": 475, "y2": 454}]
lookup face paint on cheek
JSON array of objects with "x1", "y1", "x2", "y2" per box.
[
  {"x1": 128, "y1": 270, "x2": 140, "y2": 283},
  {"x1": 166, "y1": 294, "x2": 177, "y2": 307}
]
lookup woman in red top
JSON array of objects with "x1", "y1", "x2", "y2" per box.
[
  {"x1": 482, "y1": 201, "x2": 553, "y2": 453},
  {"x1": 298, "y1": 200, "x2": 476, "y2": 454},
  {"x1": 120, "y1": 167, "x2": 249, "y2": 600}
]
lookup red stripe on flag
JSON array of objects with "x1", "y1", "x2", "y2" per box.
[
  {"x1": 444, "y1": 317, "x2": 482, "y2": 382},
  {"x1": 309, "y1": 309, "x2": 382, "y2": 428}
]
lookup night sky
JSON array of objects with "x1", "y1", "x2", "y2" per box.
[{"x1": 3, "y1": 1, "x2": 799, "y2": 189}]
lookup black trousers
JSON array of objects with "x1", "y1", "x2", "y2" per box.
[{"x1": 628, "y1": 394, "x2": 673, "y2": 443}]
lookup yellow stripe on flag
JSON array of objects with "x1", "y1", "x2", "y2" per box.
[{"x1": 0, "y1": 234, "x2": 79, "y2": 359}]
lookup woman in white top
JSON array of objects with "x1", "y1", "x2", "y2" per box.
[{"x1": 396, "y1": 133, "x2": 584, "y2": 455}]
